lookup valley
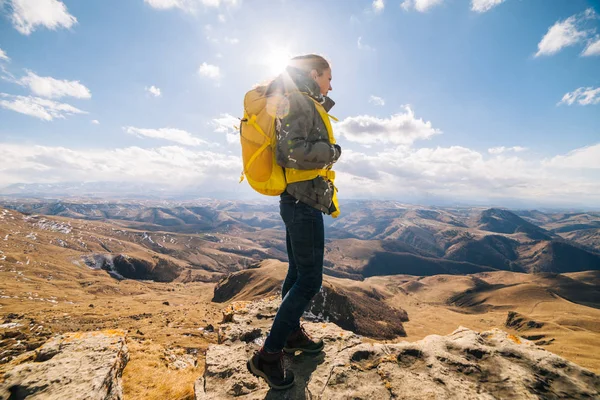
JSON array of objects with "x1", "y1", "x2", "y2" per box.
[{"x1": 0, "y1": 200, "x2": 599, "y2": 399}]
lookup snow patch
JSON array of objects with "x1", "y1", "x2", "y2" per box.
[{"x1": 0, "y1": 322, "x2": 22, "y2": 329}]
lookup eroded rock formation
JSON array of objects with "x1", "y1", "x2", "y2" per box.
[
  {"x1": 196, "y1": 297, "x2": 600, "y2": 399},
  {"x1": 0, "y1": 330, "x2": 128, "y2": 400}
]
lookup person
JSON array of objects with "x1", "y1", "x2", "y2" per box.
[{"x1": 247, "y1": 54, "x2": 342, "y2": 390}]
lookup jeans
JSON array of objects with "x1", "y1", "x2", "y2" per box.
[{"x1": 263, "y1": 191, "x2": 325, "y2": 352}]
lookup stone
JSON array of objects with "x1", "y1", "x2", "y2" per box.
[
  {"x1": 0, "y1": 330, "x2": 128, "y2": 400},
  {"x1": 195, "y1": 297, "x2": 600, "y2": 400}
]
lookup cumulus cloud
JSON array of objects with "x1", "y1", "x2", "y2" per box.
[
  {"x1": 559, "y1": 87, "x2": 600, "y2": 106},
  {"x1": 582, "y1": 37, "x2": 600, "y2": 56},
  {"x1": 146, "y1": 85, "x2": 162, "y2": 97},
  {"x1": 471, "y1": 0, "x2": 505, "y2": 13},
  {"x1": 91, "y1": 119, "x2": 100, "y2": 124},
  {"x1": 544, "y1": 143, "x2": 600, "y2": 169},
  {"x1": 331, "y1": 143, "x2": 600, "y2": 206},
  {"x1": 224, "y1": 37, "x2": 239, "y2": 44},
  {"x1": 357, "y1": 37, "x2": 375, "y2": 51},
  {"x1": 18, "y1": 71, "x2": 91, "y2": 99},
  {"x1": 336, "y1": 106, "x2": 440, "y2": 145},
  {"x1": 1, "y1": 131, "x2": 599, "y2": 206},
  {"x1": 143, "y1": 0, "x2": 239, "y2": 13},
  {"x1": 9, "y1": 0, "x2": 77, "y2": 35},
  {"x1": 372, "y1": 0, "x2": 384, "y2": 13},
  {"x1": 124, "y1": 126, "x2": 211, "y2": 147},
  {"x1": 198, "y1": 62, "x2": 221, "y2": 79},
  {"x1": 535, "y1": 9, "x2": 596, "y2": 57},
  {"x1": 211, "y1": 113, "x2": 239, "y2": 144},
  {"x1": 0, "y1": 93, "x2": 86, "y2": 121},
  {"x1": 0, "y1": 143, "x2": 241, "y2": 188},
  {"x1": 0, "y1": 48, "x2": 9, "y2": 61},
  {"x1": 401, "y1": 0, "x2": 444, "y2": 12},
  {"x1": 368, "y1": 95, "x2": 385, "y2": 106},
  {"x1": 488, "y1": 146, "x2": 527, "y2": 154}
]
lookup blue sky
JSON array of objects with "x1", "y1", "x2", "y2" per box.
[{"x1": 0, "y1": 0, "x2": 599, "y2": 207}]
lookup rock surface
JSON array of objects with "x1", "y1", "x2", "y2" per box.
[
  {"x1": 0, "y1": 330, "x2": 128, "y2": 400},
  {"x1": 196, "y1": 297, "x2": 600, "y2": 399}
]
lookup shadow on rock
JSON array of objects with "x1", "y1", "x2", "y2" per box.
[{"x1": 264, "y1": 351, "x2": 326, "y2": 400}]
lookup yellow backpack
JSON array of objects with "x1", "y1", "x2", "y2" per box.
[
  {"x1": 238, "y1": 89, "x2": 341, "y2": 218},
  {"x1": 238, "y1": 88, "x2": 286, "y2": 196}
]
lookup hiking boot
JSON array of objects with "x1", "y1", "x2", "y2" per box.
[
  {"x1": 283, "y1": 325, "x2": 324, "y2": 354},
  {"x1": 247, "y1": 347, "x2": 295, "y2": 390}
]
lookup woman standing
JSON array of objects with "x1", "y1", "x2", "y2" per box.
[{"x1": 247, "y1": 54, "x2": 341, "y2": 390}]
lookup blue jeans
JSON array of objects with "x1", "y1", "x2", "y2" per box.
[{"x1": 263, "y1": 191, "x2": 324, "y2": 352}]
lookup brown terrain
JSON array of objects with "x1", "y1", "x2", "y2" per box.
[{"x1": 0, "y1": 200, "x2": 599, "y2": 399}]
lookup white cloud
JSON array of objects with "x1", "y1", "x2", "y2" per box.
[
  {"x1": 218, "y1": 14, "x2": 226, "y2": 22},
  {"x1": 368, "y1": 95, "x2": 385, "y2": 106},
  {"x1": 146, "y1": 85, "x2": 162, "y2": 97},
  {"x1": 544, "y1": 143, "x2": 600, "y2": 169},
  {"x1": 212, "y1": 113, "x2": 239, "y2": 144},
  {"x1": 91, "y1": 119, "x2": 99, "y2": 125},
  {"x1": 224, "y1": 37, "x2": 239, "y2": 44},
  {"x1": 401, "y1": 0, "x2": 444, "y2": 12},
  {"x1": 198, "y1": 62, "x2": 221, "y2": 79},
  {"x1": 144, "y1": 0, "x2": 183, "y2": 9},
  {"x1": 535, "y1": 9, "x2": 595, "y2": 57},
  {"x1": 582, "y1": 37, "x2": 600, "y2": 56},
  {"x1": 336, "y1": 106, "x2": 440, "y2": 145},
  {"x1": 1, "y1": 123, "x2": 599, "y2": 206},
  {"x1": 471, "y1": 0, "x2": 505, "y2": 13},
  {"x1": 488, "y1": 146, "x2": 527, "y2": 154},
  {"x1": 143, "y1": 0, "x2": 239, "y2": 13},
  {"x1": 373, "y1": 0, "x2": 384, "y2": 13},
  {"x1": 17, "y1": 71, "x2": 91, "y2": 99},
  {"x1": 357, "y1": 37, "x2": 375, "y2": 51},
  {"x1": 559, "y1": 87, "x2": 600, "y2": 106},
  {"x1": 0, "y1": 48, "x2": 9, "y2": 62},
  {"x1": 0, "y1": 143, "x2": 241, "y2": 188},
  {"x1": 331, "y1": 142, "x2": 600, "y2": 206},
  {"x1": 199, "y1": 0, "x2": 239, "y2": 7},
  {"x1": 124, "y1": 126, "x2": 211, "y2": 147},
  {"x1": 0, "y1": 93, "x2": 86, "y2": 121},
  {"x1": 9, "y1": 0, "x2": 77, "y2": 35}
]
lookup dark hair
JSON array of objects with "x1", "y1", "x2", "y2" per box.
[
  {"x1": 287, "y1": 54, "x2": 330, "y2": 76},
  {"x1": 260, "y1": 54, "x2": 330, "y2": 96}
]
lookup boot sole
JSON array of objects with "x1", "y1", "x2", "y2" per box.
[
  {"x1": 247, "y1": 359, "x2": 295, "y2": 390},
  {"x1": 283, "y1": 344, "x2": 324, "y2": 354}
]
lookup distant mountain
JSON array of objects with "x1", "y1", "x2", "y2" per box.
[
  {"x1": 520, "y1": 240, "x2": 600, "y2": 273},
  {"x1": 0, "y1": 181, "x2": 258, "y2": 201},
  {"x1": 2, "y1": 200, "x2": 599, "y2": 277},
  {"x1": 445, "y1": 235, "x2": 521, "y2": 271},
  {"x1": 475, "y1": 208, "x2": 555, "y2": 240}
]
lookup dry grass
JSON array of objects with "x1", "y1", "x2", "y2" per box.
[{"x1": 122, "y1": 340, "x2": 203, "y2": 400}]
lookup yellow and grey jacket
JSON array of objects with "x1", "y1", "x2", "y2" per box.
[{"x1": 274, "y1": 68, "x2": 341, "y2": 216}]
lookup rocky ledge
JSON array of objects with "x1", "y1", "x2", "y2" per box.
[
  {"x1": 196, "y1": 297, "x2": 600, "y2": 400},
  {"x1": 0, "y1": 330, "x2": 128, "y2": 400}
]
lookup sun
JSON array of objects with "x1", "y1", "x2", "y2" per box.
[{"x1": 265, "y1": 47, "x2": 293, "y2": 76}]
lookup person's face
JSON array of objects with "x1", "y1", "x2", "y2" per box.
[{"x1": 311, "y1": 68, "x2": 332, "y2": 96}]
